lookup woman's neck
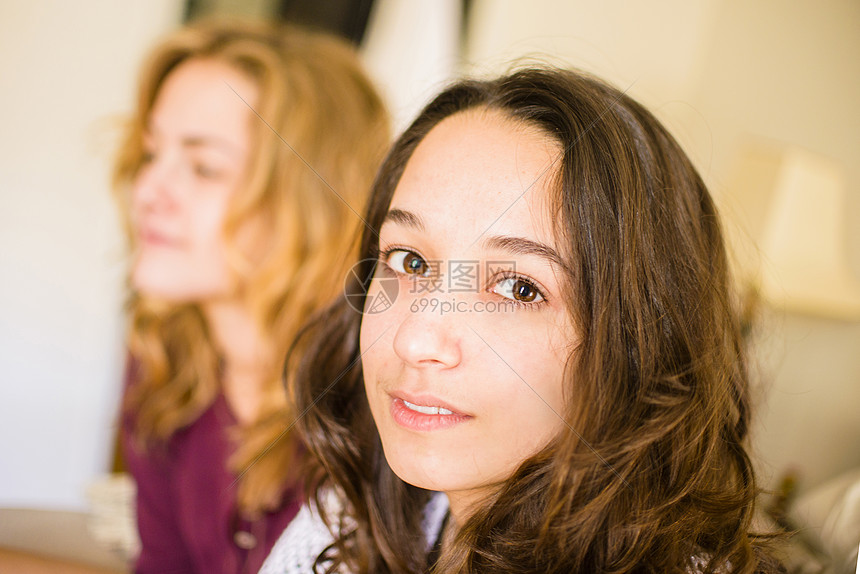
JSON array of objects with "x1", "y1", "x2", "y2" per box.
[
  {"x1": 203, "y1": 299, "x2": 271, "y2": 425},
  {"x1": 444, "y1": 488, "x2": 489, "y2": 527}
]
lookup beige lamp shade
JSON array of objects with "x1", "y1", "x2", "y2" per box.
[{"x1": 727, "y1": 144, "x2": 860, "y2": 319}]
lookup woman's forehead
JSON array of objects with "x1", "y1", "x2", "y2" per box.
[
  {"x1": 388, "y1": 109, "x2": 562, "y2": 247},
  {"x1": 148, "y1": 58, "x2": 257, "y2": 150}
]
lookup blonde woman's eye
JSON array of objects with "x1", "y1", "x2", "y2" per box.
[
  {"x1": 385, "y1": 249, "x2": 429, "y2": 276},
  {"x1": 493, "y1": 277, "x2": 544, "y2": 303},
  {"x1": 194, "y1": 163, "x2": 222, "y2": 179}
]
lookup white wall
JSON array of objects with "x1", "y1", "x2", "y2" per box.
[
  {"x1": 466, "y1": 0, "x2": 718, "y2": 104},
  {"x1": 361, "y1": 0, "x2": 462, "y2": 132},
  {"x1": 0, "y1": 0, "x2": 182, "y2": 510}
]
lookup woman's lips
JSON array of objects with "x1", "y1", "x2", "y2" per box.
[
  {"x1": 139, "y1": 228, "x2": 177, "y2": 246},
  {"x1": 388, "y1": 392, "x2": 471, "y2": 432}
]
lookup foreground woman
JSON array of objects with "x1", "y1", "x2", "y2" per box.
[{"x1": 264, "y1": 67, "x2": 779, "y2": 573}]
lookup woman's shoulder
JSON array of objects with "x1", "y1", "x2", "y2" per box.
[
  {"x1": 259, "y1": 491, "x2": 449, "y2": 573},
  {"x1": 259, "y1": 490, "x2": 343, "y2": 574}
]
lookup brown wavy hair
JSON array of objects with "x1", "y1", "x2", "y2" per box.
[
  {"x1": 113, "y1": 19, "x2": 389, "y2": 517},
  {"x1": 291, "y1": 67, "x2": 780, "y2": 572}
]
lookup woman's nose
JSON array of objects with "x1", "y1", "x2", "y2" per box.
[
  {"x1": 131, "y1": 155, "x2": 180, "y2": 211},
  {"x1": 392, "y1": 298, "x2": 462, "y2": 369}
]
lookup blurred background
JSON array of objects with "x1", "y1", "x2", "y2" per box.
[{"x1": 1, "y1": 0, "x2": 858, "y2": 570}]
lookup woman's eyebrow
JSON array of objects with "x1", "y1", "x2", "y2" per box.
[
  {"x1": 481, "y1": 235, "x2": 562, "y2": 266},
  {"x1": 144, "y1": 122, "x2": 242, "y2": 157},
  {"x1": 382, "y1": 208, "x2": 425, "y2": 231},
  {"x1": 181, "y1": 136, "x2": 242, "y2": 157},
  {"x1": 380, "y1": 210, "x2": 560, "y2": 265}
]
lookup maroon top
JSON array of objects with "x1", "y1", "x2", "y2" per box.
[{"x1": 121, "y1": 392, "x2": 301, "y2": 574}]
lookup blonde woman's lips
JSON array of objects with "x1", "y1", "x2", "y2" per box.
[{"x1": 139, "y1": 228, "x2": 176, "y2": 246}]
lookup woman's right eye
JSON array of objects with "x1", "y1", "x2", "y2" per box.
[{"x1": 384, "y1": 249, "x2": 430, "y2": 277}]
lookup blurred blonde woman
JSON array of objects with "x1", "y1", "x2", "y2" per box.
[{"x1": 113, "y1": 20, "x2": 388, "y2": 574}]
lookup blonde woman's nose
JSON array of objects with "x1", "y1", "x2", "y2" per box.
[{"x1": 131, "y1": 154, "x2": 182, "y2": 210}]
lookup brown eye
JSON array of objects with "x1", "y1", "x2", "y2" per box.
[
  {"x1": 405, "y1": 254, "x2": 427, "y2": 275},
  {"x1": 493, "y1": 277, "x2": 544, "y2": 304},
  {"x1": 386, "y1": 250, "x2": 430, "y2": 276},
  {"x1": 513, "y1": 279, "x2": 537, "y2": 302}
]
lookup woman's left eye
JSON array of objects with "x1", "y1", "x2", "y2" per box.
[
  {"x1": 193, "y1": 163, "x2": 222, "y2": 179},
  {"x1": 493, "y1": 277, "x2": 544, "y2": 304}
]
